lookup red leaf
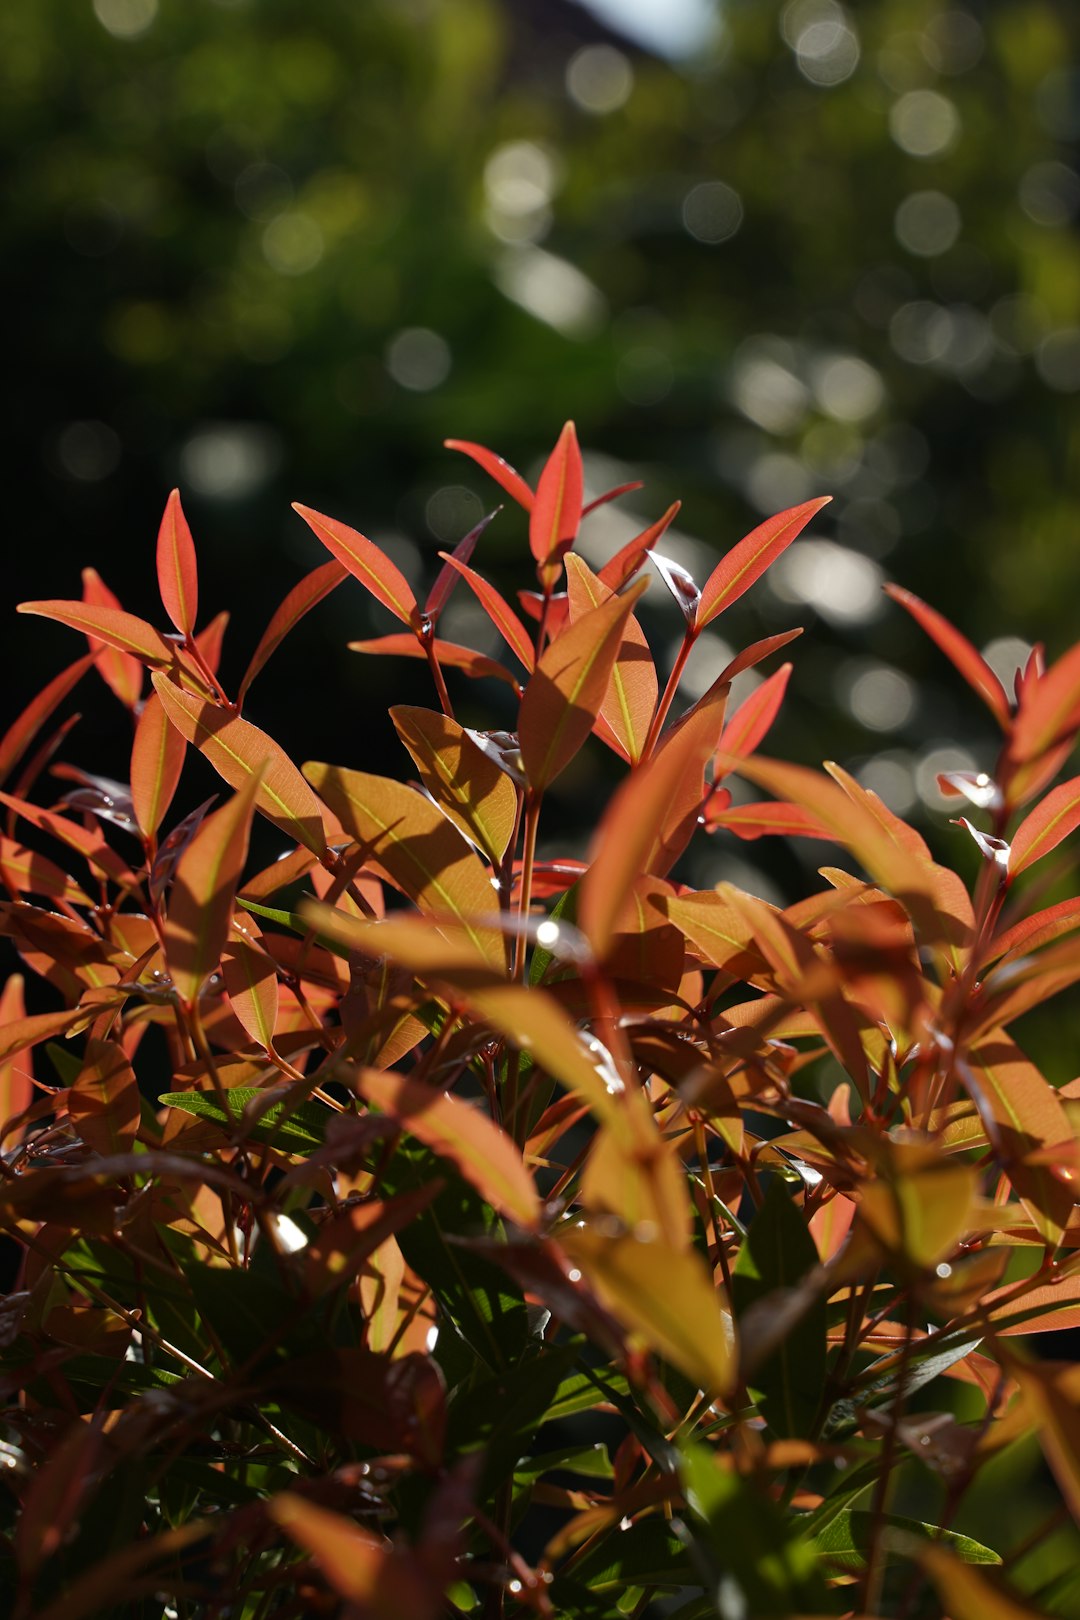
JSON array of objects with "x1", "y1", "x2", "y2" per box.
[
  {"x1": 17, "y1": 599, "x2": 178, "y2": 669},
  {"x1": 697, "y1": 497, "x2": 830, "y2": 628},
  {"x1": 156, "y1": 488, "x2": 199, "y2": 638},
  {"x1": 1011, "y1": 641, "x2": 1080, "y2": 763},
  {"x1": 239, "y1": 559, "x2": 347, "y2": 705},
  {"x1": 423, "y1": 508, "x2": 497, "y2": 621},
  {"x1": 436, "y1": 552, "x2": 535, "y2": 672},
  {"x1": 130, "y1": 689, "x2": 186, "y2": 840},
  {"x1": 716, "y1": 664, "x2": 792, "y2": 764},
  {"x1": 718, "y1": 628, "x2": 803, "y2": 683},
  {"x1": 193, "y1": 610, "x2": 228, "y2": 677},
  {"x1": 529, "y1": 420, "x2": 583, "y2": 582},
  {"x1": 646, "y1": 677, "x2": 732, "y2": 875},
  {"x1": 599, "y1": 501, "x2": 681, "y2": 590},
  {"x1": 518, "y1": 577, "x2": 649, "y2": 790},
  {"x1": 81, "y1": 570, "x2": 142, "y2": 709},
  {"x1": 349, "y1": 633, "x2": 520, "y2": 690},
  {"x1": 0, "y1": 974, "x2": 33, "y2": 1133},
  {"x1": 164, "y1": 769, "x2": 263, "y2": 1006},
  {"x1": 885, "y1": 583, "x2": 1011, "y2": 730},
  {"x1": 581, "y1": 479, "x2": 644, "y2": 517},
  {"x1": 444, "y1": 437, "x2": 534, "y2": 512},
  {"x1": 0, "y1": 654, "x2": 97, "y2": 787},
  {"x1": 708, "y1": 800, "x2": 834, "y2": 840},
  {"x1": 292, "y1": 502, "x2": 419, "y2": 628}
]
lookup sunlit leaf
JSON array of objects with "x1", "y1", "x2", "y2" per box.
[
  {"x1": 349, "y1": 633, "x2": 520, "y2": 689},
  {"x1": 81, "y1": 569, "x2": 142, "y2": 709},
  {"x1": 435, "y1": 552, "x2": 535, "y2": 672},
  {"x1": 18, "y1": 599, "x2": 178, "y2": 668},
  {"x1": 885, "y1": 583, "x2": 1011, "y2": 729},
  {"x1": 564, "y1": 553, "x2": 656, "y2": 764},
  {"x1": 530, "y1": 419, "x2": 583, "y2": 582},
  {"x1": 920, "y1": 1545, "x2": 1047, "y2": 1620},
  {"x1": 0, "y1": 836, "x2": 91, "y2": 906},
  {"x1": 238, "y1": 558, "x2": 347, "y2": 704},
  {"x1": 519, "y1": 577, "x2": 649, "y2": 790},
  {"x1": 1010, "y1": 774, "x2": 1080, "y2": 877},
  {"x1": 697, "y1": 497, "x2": 830, "y2": 628},
  {"x1": 163, "y1": 769, "x2": 263, "y2": 1006},
  {"x1": 390, "y1": 704, "x2": 518, "y2": 864},
  {"x1": 716, "y1": 664, "x2": 792, "y2": 763},
  {"x1": 1011, "y1": 640, "x2": 1080, "y2": 764},
  {"x1": 130, "y1": 689, "x2": 186, "y2": 840},
  {"x1": 358, "y1": 1067, "x2": 540, "y2": 1229},
  {"x1": 269, "y1": 1492, "x2": 440, "y2": 1618},
  {"x1": 156, "y1": 487, "x2": 199, "y2": 638},
  {"x1": 0, "y1": 653, "x2": 97, "y2": 787},
  {"x1": 302, "y1": 763, "x2": 508, "y2": 970},
  {"x1": 444, "y1": 436, "x2": 534, "y2": 511},
  {"x1": 292, "y1": 501, "x2": 419, "y2": 627},
  {"x1": 152, "y1": 673, "x2": 330, "y2": 855},
  {"x1": 598, "y1": 500, "x2": 681, "y2": 590},
  {"x1": 221, "y1": 921, "x2": 279, "y2": 1051},
  {"x1": 0, "y1": 973, "x2": 33, "y2": 1131}
]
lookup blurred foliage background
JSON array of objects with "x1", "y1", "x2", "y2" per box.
[{"x1": 3, "y1": 0, "x2": 1079, "y2": 921}]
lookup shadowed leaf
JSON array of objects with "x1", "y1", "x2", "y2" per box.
[
  {"x1": 81, "y1": 569, "x2": 142, "y2": 708},
  {"x1": 349, "y1": 633, "x2": 520, "y2": 688},
  {"x1": 391, "y1": 704, "x2": 518, "y2": 864},
  {"x1": 565, "y1": 553, "x2": 656, "y2": 764},
  {"x1": 0, "y1": 653, "x2": 97, "y2": 786},
  {"x1": 130, "y1": 689, "x2": 186, "y2": 840},
  {"x1": 69, "y1": 1037, "x2": 140, "y2": 1155},
  {"x1": 163, "y1": 769, "x2": 264, "y2": 1006}
]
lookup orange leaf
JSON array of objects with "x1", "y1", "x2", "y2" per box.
[
  {"x1": 18, "y1": 599, "x2": 178, "y2": 669},
  {"x1": 707, "y1": 800, "x2": 833, "y2": 840},
  {"x1": 1010, "y1": 774, "x2": 1080, "y2": 877},
  {"x1": 697, "y1": 497, "x2": 830, "y2": 628},
  {"x1": 239, "y1": 559, "x2": 347, "y2": 705},
  {"x1": 301, "y1": 765, "x2": 508, "y2": 971},
  {"x1": 163, "y1": 769, "x2": 264, "y2": 1006},
  {"x1": 390, "y1": 705, "x2": 518, "y2": 865},
  {"x1": 598, "y1": 501, "x2": 681, "y2": 591},
  {"x1": 222, "y1": 921, "x2": 279, "y2": 1050},
  {"x1": 152, "y1": 674, "x2": 330, "y2": 855},
  {"x1": 68, "y1": 1037, "x2": 140, "y2": 1155},
  {"x1": 1010, "y1": 641, "x2": 1080, "y2": 763},
  {"x1": 717, "y1": 628, "x2": 803, "y2": 683},
  {"x1": 1002, "y1": 1354, "x2": 1080, "y2": 1526},
  {"x1": 435, "y1": 553, "x2": 535, "y2": 672},
  {"x1": 661, "y1": 889, "x2": 771, "y2": 980},
  {"x1": 358, "y1": 1067, "x2": 539, "y2": 1228},
  {"x1": 716, "y1": 664, "x2": 791, "y2": 763},
  {"x1": 156, "y1": 488, "x2": 199, "y2": 638},
  {"x1": 444, "y1": 437, "x2": 534, "y2": 511},
  {"x1": 580, "y1": 714, "x2": 716, "y2": 959},
  {"x1": 349, "y1": 633, "x2": 520, "y2": 689},
  {"x1": 564, "y1": 553, "x2": 656, "y2": 764},
  {"x1": 81, "y1": 569, "x2": 142, "y2": 708},
  {"x1": 0, "y1": 1004, "x2": 98, "y2": 1068},
  {"x1": 560, "y1": 1220, "x2": 735, "y2": 1397},
  {"x1": 292, "y1": 502, "x2": 419, "y2": 628},
  {"x1": 269, "y1": 1493, "x2": 439, "y2": 1619},
  {"x1": 0, "y1": 653, "x2": 97, "y2": 787},
  {"x1": 645, "y1": 677, "x2": 731, "y2": 875},
  {"x1": 921, "y1": 1542, "x2": 1045, "y2": 1619},
  {"x1": 529, "y1": 420, "x2": 582, "y2": 580},
  {"x1": 130, "y1": 689, "x2": 186, "y2": 840},
  {"x1": 519, "y1": 577, "x2": 649, "y2": 790},
  {"x1": 885, "y1": 583, "x2": 1011, "y2": 730},
  {"x1": 0, "y1": 975, "x2": 33, "y2": 1132},
  {"x1": 0, "y1": 837, "x2": 91, "y2": 906},
  {"x1": 961, "y1": 1032, "x2": 1076, "y2": 1246}
]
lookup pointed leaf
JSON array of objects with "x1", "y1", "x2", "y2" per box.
[
  {"x1": 130, "y1": 689, "x2": 186, "y2": 839},
  {"x1": 598, "y1": 500, "x2": 681, "y2": 590},
  {"x1": 581, "y1": 479, "x2": 643, "y2": 517},
  {"x1": 424, "y1": 508, "x2": 497, "y2": 621},
  {"x1": 0, "y1": 837, "x2": 91, "y2": 905},
  {"x1": 519, "y1": 577, "x2": 649, "y2": 790},
  {"x1": 718, "y1": 627, "x2": 804, "y2": 684},
  {"x1": 81, "y1": 569, "x2": 142, "y2": 708},
  {"x1": 68, "y1": 1036, "x2": 140, "y2": 1155},
  {"x1": 0, "y1": 1004, "x2": 96, "y2": 1067},
  {"x1": 645, "y1": 676, "x2": 732, "y2": 876},
  {"x1": 565, "y1": 553, "x2": 657, "y2": 764},
  {"x1": 302, "y1": 763, "x2": 508, "y2": 970},
  {"x1": 221, "y1": 924, "x2": 279, "y2": 1050},
  {"x1": 921, "y1": 1544, "x2": 1048, "y2": 1620},
  {"x1": 1010, "y1": 640, "x2": 1080, "y2": 765},
  {"x1": 529, "y1": 420, "x2": 583, "y2": 578},
  {"x1": 239, "y1": 559, "x2": 347, "y2": 704},
  {"x1": 156, "y1": 487, "x2": 199, "y2": 637},
  {"x1": 194, "y1": 608, "x2": 228, "y2": 675},
  {"x1": 390, "y1": 705, "x2": 517, "y2": 864},
  {"x1": 717, "y1": 664, "x2": 791, "y2": 763},
  {"x1": 1010, "y1": 774, "x2": 1080, "y2": 877},
  {"x1": 152, "y1": 674, "x2": 330, "y2": 855},
  {"x1": 561, "y1": 1220, "x2": 735, "y2": 1397},
  {"x1": 164, "y1": 769, "x2": 263, "y2": 1005},
  {"x1": 698, "y1": 497, "x2": 831, "y2": 628},
  {"x1": 444, "y1": 437, "x2": 534, "y2": 511},
  {"x1": 358, "y1": 1067, "x2": 539, "y2": 1228},
  {"x1": 580, "y1": 713, "x2": 716, "y2": 959},
  {"x1": 292, "y1": 502, "x2": 418, "y2": 627},
  {"x1": 17, "y1": 600, "x2": 177, "y2": 668},
  {"x1": 0, "y1": 974, "x2": 32, "y2": 1131},
  {"x1": 885, "y1": 583, "x2": 1011, "y2": 729},
  {"x1": 0, "y1": 654, "x2": 97, "y2": 787},
  {"x1": 435, "y1": 553, "x2": 535, "y2": 671},
  {"x1": 349, "y1": 633, "x2": 519, "y2": 688},
  {"x1": 708, "y1": 800, "x2": 834, "y2": 840}
]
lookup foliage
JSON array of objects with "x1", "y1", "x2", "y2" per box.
[{"x1": 5, "y1": 423, "x2": 1080, "y2": 1619}]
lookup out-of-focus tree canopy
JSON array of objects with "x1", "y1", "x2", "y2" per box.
[{"x1": 4, "y1": 0, "x2": 1079, "y2": 854}]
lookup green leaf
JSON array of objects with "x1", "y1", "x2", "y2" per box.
[
  {"x1": 565, "y1": 1516, "x2": 694, "y2": 1594},
  {"x1": 814, "y1": 1509, "x2": 1000, "y2": 1570},
  {"x1": 157, "y1": 1086, "x2": 332, "y2": 1152},
  {"x1": 732, "y1": 1177, "x2": 826, "y2": 1439},
  {"x1": 446, "y1": 1342, "x2": 581, "y2": 1497}
]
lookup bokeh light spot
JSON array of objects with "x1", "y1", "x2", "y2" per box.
[
  {"x1": 889, "y1": 90, "x2": 960, "y2": 158},
  {"x1": 566, "y1": 46, "x2": 634, "y2": 115},
  {"x1": 682, "y1": 181, "x2": 743, "y2": 245},
  {"x1": 894, "y1": 190, "x2": 961, "y2": 257},
  {"x1": 93, "y1": 0, "x2": 157, "y2": 39},
  {"x1": 385, "y1": 328, "x2": 452, "y2": 392}
]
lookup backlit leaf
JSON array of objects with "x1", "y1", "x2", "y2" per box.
[
  {"x1": 81, "y1": 569, "x2": 142, "y2": 708},
  {"x1": 519, "y1": 577, "x2": 649, "y2": 790},
  {"x1": 358, "y1": 1067, "x2": 540, "y2": 1229},
  {"x1": 530, "y1": 420, "x2": 583, "y2": 580},
  {"x1": 292, "y1": 501, "x2": 419, "y2": 628},
  {"x1": 130, "y1": 689, "x2": 186, "y2": 840},
  {"x1": 163, "y1": 769, "x2": 263, "y2": 1006},
  {"x1": 565, "y1": 553, "x2": 656, "y2": 764},
  {"x1": 152, "y1": 673, "x2": 330, "y2": 855},
  {"x1": 1010, "y1": 640, "x2": 1080, "y2": 763},
  {"x1": 0, "y1": 974, "x2": 33, "y2": 1131},
  {"x1": 302, "y1": 763, "x2": 507, "y2": 970},
  {"x1": 697, "y1": 497, "x2": 830, "y2": 628},
  {"x1": 962, "y1": 1032, "x2": 1075, "y2": 1245},
  {"x1": 598, "y1": 500, "x2": 680, "y2": 590},
  {"x1": 391, "y1": 704, "x2": 518, "y2": 864},
  {"x1": 238, "y1": 558, "x2": 347, "y2": 704},
  {"x1": 707, "y1": 800, "x2": 833, "y2": 840},
  {"x1": 444, "y1": 437, "x2": 535, "y2": 511},
  {"x1": 69, "y1": 1037, "x2": 140, "y2": 1155},
  {"x1": 221, "y1": 922, "x2": 279, "y2": 1050},
  {"x1": 921, "y1": 1545, "x2": 1047, "y2": 1620},
  {"x1": 0, "y1": 652, "x2": 97, "y2": 786},
  {"x1": 156, "y1": 488, "x2": 199, "y2": 638},
  {"x1": 269, "y1": 1493, "x2": 439, "y2": 1618},
  {"x1": 423, "y1": 508, "x2": 495, "y2": 620},
  {"x1": 1010, "y1": 774, "x2": 1080, "y2": 877},
  {"x1": 717, "y1": 664, "x2": 791, "y2": 763},
  {"x1": 435, "y1": 552, "x2": 535, "y2": 671},
  {"x1": 561, "y1": 1220, "x2": 734, "y2": 1397},
  {"x1": 349, "y1": 633, "x2": 520, "y2": 689},
  {"x1": 885, "y1": 583, "x2": 1011, "y2": 730},
  {"x1": 18, "y1": 599, "x2": 178, "y2": 669},
  {"x1": 0, "y1": 837, "x2": 91, "y2": 906}
]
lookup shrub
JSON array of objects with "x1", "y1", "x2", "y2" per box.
[{"x1": 3, "y1": 423, "x2": 1080, "y2": 1619}]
